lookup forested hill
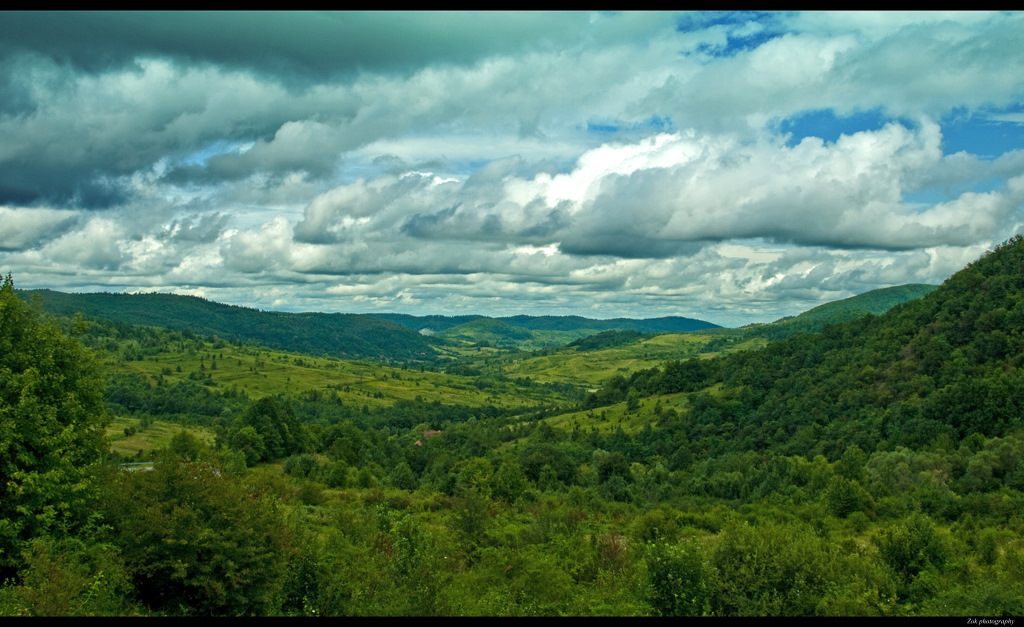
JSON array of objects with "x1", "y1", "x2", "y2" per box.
[
  {"x1": 587, "y1": 236, "x2": 1024, "y2": 456},
  {"x1": 371, "y1": 313, "x2": 720, "y2": 334},
  {"x1": 18, "y1": 289, "x2": 439, "y2": 361},
  {"x1": 503, "y1": 314, "x2": 719, "y2": 333},
  {"x1": 741, "y1": 283, "x2": 939, "y2": 341},
  {"x1": 364, "y1": 313, "x2": 486, "y2": 333}
]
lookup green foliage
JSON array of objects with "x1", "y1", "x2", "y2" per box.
[
  {"x1": 388, "y1": 461, "x2": 417, "y2": 490},
  {"x1": 491, "y1": 459, "x2": 528, "y2": 503},
  {"x1": 229, "y1": 426, "x2": 266, "y2": 467},
  {"x1": 825, "y1": 476, "x2": 868, "y2": 518},
  {"x1": 594, "y1": 450, "x2": 633, "y2": 484},
  {"x1": 22, "y1": 289, "x2": 440, "y2": 362},
  {"x1": 99, "y1": 456, "x2": 290, "y2": 615},
  {"x1": 455, "y1": 487, "x2": 491, "y2": 543},
  {"x1": 0, "y1": 535, "x2": 132, "y2": 616},
  {"x1": 0, "y1": 275, "x2": 109, "y2": 576},
  {"x1": 874, "y1": 513, "x2": 949, "y2": 592},
  {"x1": 645, "y1": 539, "x2": 709, "y2": 616},
  {"x1": 496, "y1": 543, "x2": 578, "y2": 613},
  {"x1": 283, "y1": 453, "x2": 320, "y2": 479},
  {"x1": 168, "y1": 430, "x2": 205, "y2": 461},
  {"x1": 709, "y1": 521, "x2": 842, "y2": 616},
  {"x1": 230, "y1": 396, "x2": 305, "y2": 462},
  {"x1": 631, "y1": 508, "x2": 681, "y2": 543}
]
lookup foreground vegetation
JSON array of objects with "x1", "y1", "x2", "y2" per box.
[{"x1": 2, "y1": 240, "x2": 1023, "y2": 616}]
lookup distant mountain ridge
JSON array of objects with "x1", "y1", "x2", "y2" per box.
[
  {"x1": 18, "y1": 289, "x2": 439, "y2": 362},
  {"x1": 370, "y1": 313, "x2": 721, "y2": 334},
  {"x1": 17, "y1": 283, "x2": 935, "y2": 360},
  {"x1": 18, "y1": 289, "x2": 721, "y2": 360}
]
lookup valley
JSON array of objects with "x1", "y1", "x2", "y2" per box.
[{"x1": 2, "y1": 240, "x2": 1023, "y2": 617}]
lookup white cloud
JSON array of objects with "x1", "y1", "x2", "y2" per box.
[
  {"x1": 30, "y1": 217, "x2": 125, "y2": 270},
  {"x1": 3, "y1": 12, "x2": 1024, "y2": 325},
  {"x1": 0, "y1": 206, "x2": 79, "y2": 250}
]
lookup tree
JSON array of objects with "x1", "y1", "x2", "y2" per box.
[
  {"x1": 824, "y1": 476, "x2": 861, "y2": 518},
  {"x1": 646, "y1": 540, "x2": 709, "y2": 616},
  {"x1": 491, "y1": 459, "x2": 528, "y2": 503},
  {"x1": 100, "y1": 453, "x2": 290, "y2": 615},
  {"x1": 709, "y1": 521, "x2": 840, "y2": 616},
  {"x1": 168, "y1": 430, "x2": 205, "y2": 461},
  {"x1": 229, "y1": 426, "x2": 266, "y2": 467},
  {"x1": 874, "y1": 513, "x2": 949, "y2": 592},
  {"x1": 594, "y1": 450, "x2": 632, "y2": 484},
  {"x1": 0, "y1": 275, "x2": 109, "y2": 576},
  {"x1": 231, "y1": 396, "x2": 305, "y2": 462}
]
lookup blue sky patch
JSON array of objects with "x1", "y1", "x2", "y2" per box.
[
  {"x1": 182, "y1": 140, "x2": 251, "y2": 167},
  {"x1": 586, "y1": 122, "x2": 618, "y2": 134},
  {"x1": 940, "y1": 105, "x2": 1024, "y2": 159},
  {"x1": 903, "y1": 176, "x2": 1005, "y2": 208},
  {"x1": 777, "y1": 108, "x2": 917, "y2": 147},
  {"x1": 675, "y1": 11, "x2": 777, "y2": 33},
  {"x1": 678, "y1": 11, "x2": 786, "y2": 58}
]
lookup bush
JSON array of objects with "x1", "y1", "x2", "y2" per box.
[
  {"x1": 0, "y1": 536, "x2": 132, "y2": 616},
  {"x1": 100, "y1": 456, "x2": 290, "y2": 615},
  {"x1": 645, "y1": 540, "x2": 709, "y2": 616},
  {"x1": 709, "y1": 521, "x2": 839, "y2": 616},
  {"x1": 284, "y1": 454, "x2": 320, "y2": 479},
  {"x1": 873, "y1": 513, "x2": 949, "y2": 595}
]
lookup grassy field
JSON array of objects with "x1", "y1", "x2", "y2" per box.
[
  {"x1": 99, "y1": 326, "x2": 768, "y2": 460},
  {"x1": 102, "y1": 342, "x2": 567, "y2": 410},
  {"x1": 107, "y1": 415, "x2": 215, "y2": 458},
  {"x1": 542, "y1": 381, "x2": 728, "y2": 435},
  {"x1": 462, "y1": 332, "x2": 766, "y2": 389}
]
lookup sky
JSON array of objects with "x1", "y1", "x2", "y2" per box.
[{"x1": 2, "y1": 11, "x2": 1024, "y2": 327}]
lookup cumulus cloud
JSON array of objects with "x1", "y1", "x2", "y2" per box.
[
  {"x1": 20, "y1": 217, "x2": 126, "y2": 270},
  {"x1": 2, "y1": 12, "x2": 1023, "y2": 325},
  {"x1": 291, "y1": 120, "x2": 1016, "y2": 260},
  {"x1": 0, "y1": 207, "x2": 80, "y2": 251}
]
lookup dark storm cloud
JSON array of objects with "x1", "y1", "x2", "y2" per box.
[
  {"x1": 0, "y1": 12, "x2": 600, "y2": 84},
  {"x1": 0, "y1": 12, "x2": 606, "y2": 208},
  {"x1": 0, "y1": 53, "x2": 307, "y2": 207},
  {"x1": 400, "y1": 204, "x2": 461, "y2": 239},
  {"x1": 0, "y1": 168, "x2": 131, "y2": 209}
]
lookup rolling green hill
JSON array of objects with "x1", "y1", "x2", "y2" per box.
[
  {"x1": 742, "y1": 283, "x2": 939, "y2": 340},
  {"x1": 366, "y1": 313, "x2": 486, "y2": 334},
  {"x1": 437, "y1": 318, "x2": 535, "y2": 346},
  {"x1": 578, "y1": 237, "x2": 1024, "y2": 455},
  {"x1": 372, "y1": 312, "x2": 721, "y2": 352},
  {"x1": 500, "y1": 314, "x2": 719, "y2": 333},
  {"x1": 372, "y1": 312, "x2": 719, "y2": 335},
  {"x1": 19, "y1": 289, "x2": 440, "y2": 362}
]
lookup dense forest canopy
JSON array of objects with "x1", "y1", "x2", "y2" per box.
[
  {"x1": 0, "y1": 276, "x2": 109, "y2": 579},
  {"x1": 2, "y1": 238, "x2": 1024, "y2": 616},
  {"x1": 19, "y1": 290, "x2": 441, "y2": 362}
]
